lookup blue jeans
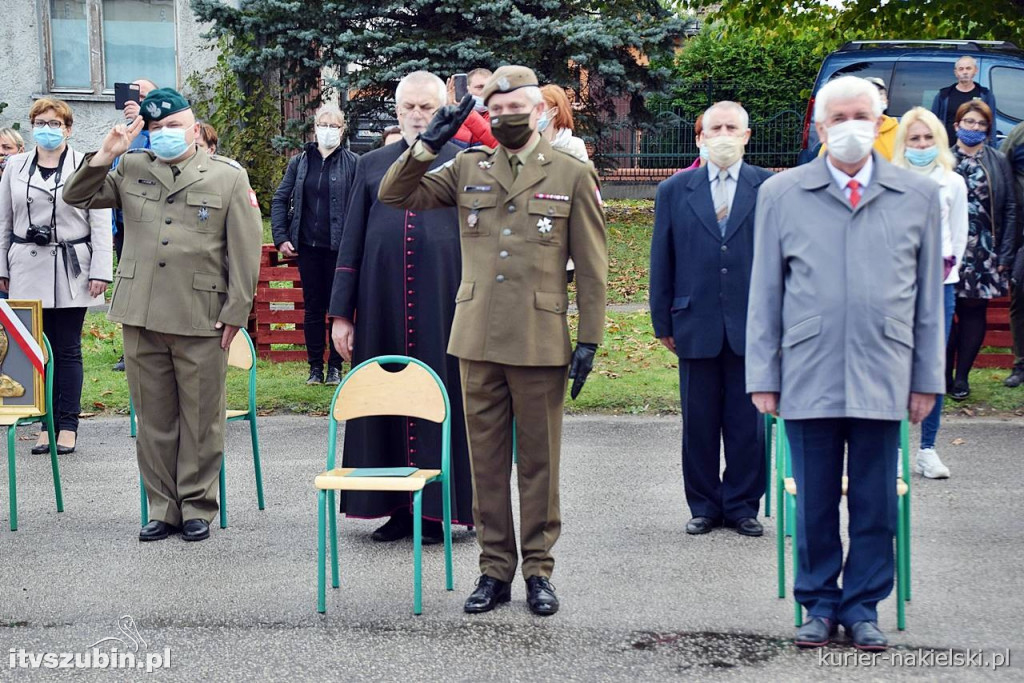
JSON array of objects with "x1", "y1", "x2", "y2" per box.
[{"x1": 920, "y1": 283, "x2": 956, "y2": 449}]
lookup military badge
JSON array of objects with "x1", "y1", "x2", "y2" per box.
[
  {"x1": 536, "y1": 153, "x2": 545, "y2": 162},
  {"x1": 197, "y1": 206, "x2": 210, "y2": 222},
  {"x1": 537, "y1": 217, "x2": 553, "y2": 234},
  {"x1": 497, "y1": 77, "x2": 511, "y2": 91},
  {"x1": 146, "y1": 102, "x2": 161, "y2": 119},
  {"x1": 478, "y1": 160, "x2": 493, "y2": 170},
  {"x1": 467, "y1": 211, "x2": 479, "y2": 228}
]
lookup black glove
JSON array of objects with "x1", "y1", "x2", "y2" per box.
[
  {"x1": 568, "y1": 343, "x2": 597, "y2": 400},
  {"x1": 419, "y1": 94, "x2": 475, "y2": 153}
]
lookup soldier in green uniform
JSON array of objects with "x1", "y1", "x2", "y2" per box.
[
  {"x1": 63, "y1": 89, "x2": 262, "y2": 542},
  {"x1": 379, "y1": 66, "x2": 608, "y2": 616}
]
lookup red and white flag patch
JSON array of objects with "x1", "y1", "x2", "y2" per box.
[
  {"x1": 248, "y1": 189, "x2": 259, "y2": 208},
  {"x1": 0, "y1": 300, "x2": 44, "y2": 376}
]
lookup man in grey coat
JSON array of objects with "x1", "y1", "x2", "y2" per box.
[{"x1": 746, "y1": 76, "x2": 945, "y2": 651}]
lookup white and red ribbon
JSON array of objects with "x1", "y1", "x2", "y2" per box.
[{"x1": 0, "y1": 300, "x2": 44, "y2": 376}]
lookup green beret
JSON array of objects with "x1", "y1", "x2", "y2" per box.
[
  {"x1": 481, "y1": 65, "x2": 539, "y2": 104},
  {"x1": 140, "y1": 88, "x2": 191, "y2": 123}
]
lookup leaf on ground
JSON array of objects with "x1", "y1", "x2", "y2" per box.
[
  {"x1": 92, "y1": 402, "x2": 106, "y2": 410},
  {"x1": 79, "y1": 412, "x2": 98, "y2": 418},
  {"x1": 951, "y1": 438, "x2": 966, "y2": 446},
  {"x1": 308, "y1": 410, "x2": 328, "y2": 417},
  {"x1": 100, "y1": 390, "x2": 113, "y2": 396}
]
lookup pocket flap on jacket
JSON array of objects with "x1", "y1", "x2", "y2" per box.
[
  {"x1": 116, "y1": 259, "x2": 136, "y2": 278},
  {"x1": 883, "y1": 317, "x2": 914, "y2": 348},
  {"x1": 782, "y1": 316, "x2": 822, "y2": 348},
  {"x1": 535, "y1": 290, "x2": 569, "y2": 314},
  {"x1": 455, "y1": 281, "x2": 475, "y2": 303},
  {"x1": 670, "y1": 295, "x2": 690, "y2": 312},
  {"x1": 457, "y1": 194, "x2": 499, "y2": 210},
  {"x1": 528, "y1": 199, "x2": 571, "y2": 218},
  {"x1": 193, "y1": 272, "x2": 228, "y2": 292},
  {"x1": 186, "y1": 191, "x2": 224, "y2": 209}
]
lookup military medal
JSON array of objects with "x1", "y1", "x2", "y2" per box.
[
  {"x1": 467, "y1": 211, "x2": 479, "y2": 228},
  {"x1": 537, "y1": 217, "x2": 553, "y2": 234},
  {"x1": 534, "y1": 193, "x2": 569, "y2": 202},
  {"x1": 197, "y1": 206, "x2": 210, "y2": 222},
  {"x1": 536, "y1": 153, "x2": 545, "y2": 162}
]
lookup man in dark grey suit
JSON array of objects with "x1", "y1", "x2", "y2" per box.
[
  {"x1": 650, "y1": 101, "x2": 772, "y2": 538},
  {"x1": 747, "y1": 76, "x2": 944, "y2": 651}
]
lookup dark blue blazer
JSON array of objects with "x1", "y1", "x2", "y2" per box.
[{"x1": 649, "y1": 162, "x2": 773, "y2": 359}]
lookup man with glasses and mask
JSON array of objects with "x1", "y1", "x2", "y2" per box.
[
  {"x1": 63, "y1": 88, "x2": 263, "y2": 543},
  {"x1": 379, "y1": 65, "x2": 607, "y2": 617},
  {"x1": 747, "y1": 76, "x2": 944, "y2": 651}
]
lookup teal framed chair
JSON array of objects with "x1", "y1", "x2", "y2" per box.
[
  {"x1": 775, "y1": 416, "x2": 911, "y2": 630},
  {"x1": 4, "y1": 335, "x2": 63, "y2": 531},
  {"x1": 763, "y1": 414, "x2": 775, "y2": 518},
  {"x1": 137, "y1": 328, "x2": 265, "y2": 528},
  {"x1": 315, "y1": 355, "x2": 454, "y2": 615}
]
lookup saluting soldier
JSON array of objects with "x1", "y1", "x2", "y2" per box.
[
  {"x1": 63, "y1": 88, "x2": 262, "y2": 543},
  {"x1": 379, "y1": 65, "x2": 608, "y2": 616}
]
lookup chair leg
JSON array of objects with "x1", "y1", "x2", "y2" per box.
[
  {"x1": 249, "y1": 417, "x2": 265, "y2": 510},
  {"x1": 317, "y1": 490, "x2": 327, "y2": 614},
  {"x1": 328, "y1": 491, "x2": 339, "y2": 588},
  {"x1": 129, "y1": 398, "x2": 136, "y2": 439},
  {"x1": 139, "y1": 476, "x2": 148, "y2": 526},
  {"x1": 764, "y1": 415, "x2": 773, "y2": 518},
  {"x1": 46, "y1": 426, "x2": 63, "y2": 514},
  {"x1": 442, "y1": 474, "x2": 453, "y2": 591},
  {"x1": 776, "y1": 486, "x2": 786, "y2": 598},
  {"x1": 219, "y1": 456, "x2": 227, "y2": 529},
  {"x1": 8, "y1": 427, "x2": 18, "y2": 531},
  {"x1": 897, "y1": 498, "x2": 907, "y2": 631},
  {"x1": 412, "y1": 490, "x2": 423, "y2": 615}
]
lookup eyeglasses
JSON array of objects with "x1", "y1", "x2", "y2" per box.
[
  {"x1": 959, "y1": 117, "x2": 989, "y2": 130},
  {"x1": 32, "y1": 120, "x2": 64, "y2": 129},
  {"x1": 316, "y1": 124, "x2": 344, "y2": 130}
]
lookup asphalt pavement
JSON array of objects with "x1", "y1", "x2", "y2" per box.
[{"x1": 1, "y1": 414, "x2": 1021, "y2": 681}]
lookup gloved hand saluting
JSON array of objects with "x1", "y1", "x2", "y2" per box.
[
  {"x1": 419, "y1": 94, "x2": 475, "y2": 153},
  {"x1": 568, "y1": 343, "x2": 598, "y2": 400}
]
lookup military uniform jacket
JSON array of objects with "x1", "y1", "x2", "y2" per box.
[
  {"x1": 62, "y1": 147, "x2": 262, "y2": 336},
  {"x1": 378, "y1": 137, "x2": 607, "y2": 366}
]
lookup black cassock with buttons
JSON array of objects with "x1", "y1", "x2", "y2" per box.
[{"x1": 328, "y1": 139, "x2": 472, "y2": 525}]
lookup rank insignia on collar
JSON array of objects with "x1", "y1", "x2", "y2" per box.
[
  {"x1": 478, "y1": 160, "x2": 493, "y2": 170},
  {"x1": 197, "y1": 206, "x2": 210, "y2": 222},
  {"x1": 537, "y1": 217, "x2": 553, "y2": 233},
  {"x1": 537, "y1": 153, "x2": 545, "y2": 162}
]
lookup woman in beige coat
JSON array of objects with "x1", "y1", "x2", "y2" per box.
[{"x1": 0, "y1": 97, "x2": 112, "y2": 454}]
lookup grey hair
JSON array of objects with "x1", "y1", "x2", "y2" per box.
[
  {"x1": 955, "y1": 55, "x2": 978, "y2": 68},
  {"x1": 814, "y1": 76, "x2": 883, "y2": 121},
  {"x1": 395, "y1": 71, "x2": 446, "y2": 109},
  {"x1": 315, "y1": 104, "x2": 345, "y2": 125},
  {"x1": 704, "y1": 101, "x2": 749, "y2": 131}
]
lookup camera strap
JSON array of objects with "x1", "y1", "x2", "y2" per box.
[{"x1": 26, "y1": 147, "x2": 69, "y2": 235}]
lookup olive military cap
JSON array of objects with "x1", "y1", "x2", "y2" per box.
[
  {"x1": 481, "y1": 65, "x2": 539, "y2": 104},
  {"x1": 140, "y1": 88, "x2": 191, "y2": 123}
]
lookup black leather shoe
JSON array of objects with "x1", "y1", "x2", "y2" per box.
[
  {"x1": 372, "y1": 513, "x2": 413, "y2": 542},
  {"x1": 464, "y1": 575, "x2": 511, "y2": 613},
  {"x1": 847, "y1": 621, "x2": 888, "y2": 651},
  {"x1": 181, "y1": 519, "x2": 210, "y2": 542},
  {"x1": 421, "y1": 520, "x2": 444, "y2": 545},
  {"x1": 732, "y1": 517, "x2": 764, "y2": 537},
  {"x1": 325, "y1": 366, "x2": 342, "y2": 386},
  {"x1": 686, "y1": 516, "x2": 720, "y2": 535},
  {"x1": 306, "y1": 365, "x2": 324, "y2": 385},
  {"x1": 794, "y1": 617, "x2": 836, "y2": 648},
  {"x1": 1005, "y1": 367, "x2": 1024, "y2": 388},
  {"x1": 31, "y1": 441, "x2": 50, "y2": 455},
  {"x1": 113, "y1": 355, "x2": 126, "y2": 372},
  {"x1": 525, "y1": 576, "x2": 559, "y2": 616},
  {"x1": 949, "y1": 381, "x2": 970, "y2": 401},
  {"x1": 139, "y1": 520, "x2": 178, "y2": 542}
]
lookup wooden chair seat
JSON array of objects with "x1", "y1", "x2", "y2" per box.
[
  {"x1": 315, "y1": 468, "x2": 441, "y2": 492},
  {"x1": 0, "y1": 414, "x2": 42, "y2": 427},
  {"x1": 225, "y1": 409, "x2": 248, "y2": 419},
  {"x1": 784, "y1": 475, "x2": 909, "y2": 497}
]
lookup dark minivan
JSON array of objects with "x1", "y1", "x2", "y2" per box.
[{"x1": 800, "y1": 40, "x2": 1024, "y2": 161}]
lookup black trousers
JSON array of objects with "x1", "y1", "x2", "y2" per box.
[
  {"x1": 1011, "y1": 280, "x2": 1024, "y2": 368},
  {"x1": 296, "y1": 245, "x2": 342, "y2": 369},
  {"x1": 947, "y1": 297, "x2": 988, "y2": 386},
  {"x1": 42, "y1": 307, "x2": 87, "y2": 433}
]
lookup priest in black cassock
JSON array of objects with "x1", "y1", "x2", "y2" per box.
[{"x1": 329, "y1": 70, "x2": 472, "y2": 543}]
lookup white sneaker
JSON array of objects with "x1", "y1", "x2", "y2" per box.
[{"x1": 914, "y1": 448, "x2": 950, "y2": 479}]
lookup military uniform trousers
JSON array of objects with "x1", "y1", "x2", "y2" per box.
[
  {"x1": 123, "y1": 325, "x2": 228, "y2": 526},
  {"x1": 459, "y1": 359, "x2": 568, "y2": 582}
]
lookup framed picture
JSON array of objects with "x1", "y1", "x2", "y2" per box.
[{"x1": 0, "y1": 300, "x2": 45, "y2": 417}]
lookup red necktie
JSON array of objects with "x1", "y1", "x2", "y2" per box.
[{"x1": 847, "y1": 179, "x2": 861, "y2": 208}]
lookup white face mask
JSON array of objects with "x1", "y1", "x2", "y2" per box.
[
  {"x1": 316, "y1": 126, "x2": 341, "y2": 150},
  {"x1": 825, "y1": 119, "x2": 876, "y2": 163},
  {"x1": 705, "y1": 135, "x2": 745, "y2": 168}
]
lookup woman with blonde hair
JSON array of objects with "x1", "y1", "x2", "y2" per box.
[
  {"x1": 892, "y1": 107, "x2": 968, "y2": 479},
  {"x1": 0, "y1": 128, "x2": 25, "y2": 178},
  {"x1": 538, "y1": 84, "x2": 589, "y2": 162}
]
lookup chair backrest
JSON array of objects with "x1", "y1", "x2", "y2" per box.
[
  {"x1": 227, "y1": 328, "x2": 255, "y2": 370},
  {"x1": 332, "y1": 356, "x2": 448, "y2": 424}
]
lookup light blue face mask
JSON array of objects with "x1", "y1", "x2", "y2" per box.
[
  {"x1": 904, "y1": 145, "x2": 939, "y2": 167},
  {"x1": 537, "y1": 111, "x2": 553, "y2": 134},
  {"x1": 149, "y1": 128, "x2": 190, "y2": 160},
  {"x1": 698, "y1": 144, "x2": 709, "y2": 161},
  {"x1": 472, "y1": 95, "x2": 487, "y2": 113},
  {"x1": 33, "y1": 127, "x2": 65, "y2": 151}
]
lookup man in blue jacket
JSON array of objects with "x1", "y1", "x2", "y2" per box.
[
  {"x1": 931, "y1": 56, "x2": 997, "y2": 145},
  {"x1": 650, "y1": 101, "x2": 772, "y2": 538}
]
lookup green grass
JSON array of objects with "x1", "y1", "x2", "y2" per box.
[{"x1": 604, "y1": 200, "x2": 653, "y2": 304}]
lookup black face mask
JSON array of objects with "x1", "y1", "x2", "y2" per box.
[{"x1": 490, "y1": 112, "x2": 534, "y2": 150}]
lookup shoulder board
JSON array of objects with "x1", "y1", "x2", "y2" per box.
[
  {"x1": 463, "y1": 145, "x2": 495, "y2": 155},
  {"x1": 552, "y1": 147, "x2": 586, "y2": 163},
  {"x1": 210, "y1": 154, "x2": 243, "y2": 170},
  {"x1": 126, "y1": 148, "x2": 153, "y2": 155},
  {"x1": 427, "y1": 157, "x2": 457, "y2": 174}
]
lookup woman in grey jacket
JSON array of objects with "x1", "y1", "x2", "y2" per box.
[{"x1": 0, "y1": 98, "x2": 113, "y2": 454}]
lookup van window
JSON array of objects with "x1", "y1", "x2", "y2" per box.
[
  {"x1": 888, "y1": 61, "x2": 951, "y2": 118},
  {"x1": 990, "y1": 66, "x2": 1024, "y2": 122},
  {"x1": 826, "y1": 61, "x2": 892, "y2": 86}
]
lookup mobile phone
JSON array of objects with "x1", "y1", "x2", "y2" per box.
[
  {"x1": 114, "y1": 82, "x2": 141, "y2": 110},
  {"x1": 453, "y1": 73, "x2": 469, "y2": 102}
]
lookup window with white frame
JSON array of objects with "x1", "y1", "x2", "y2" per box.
[{"x1": 47, "y1": 0, "x2": 177, "y2": 93}]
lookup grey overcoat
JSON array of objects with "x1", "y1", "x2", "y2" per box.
[{"x1": 746, "y1": 153, "x2": 945, "y2": 421}]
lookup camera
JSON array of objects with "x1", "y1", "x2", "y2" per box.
[{"x1": 26, "y1": 224, "x2": 53, "y2": 246}]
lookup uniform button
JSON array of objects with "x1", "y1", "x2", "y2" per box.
[
  {"x1": 507, "y1": 204, "x2": 516, "y2": 213},
  {"x1": 141, "y1": 192, "x2": 147, "y2": 197},
  {"x1": 161, "y1": 239, "x2": 169, "y2": 245},
  {"x1": 159, "y1": 261, "x2": 166, "y2": 267},
  {"x1": 720, "y1": 267, "x2": 728, "y2": 274},
  {"x1": 167, "y1": 198, "x2": 174, "y2": 204},
  {"x1": 554, "y1": 304, "x2": 561, "y2": 312},
  {"x1": 547, "y1": 208, "x2": 555, "y2": 215},
  {"x1": 50, "y1": 249, "x2": 57, "y2": 256},
  {"x1": 496, "y1": 274, "x2": 505, "y2": 283},
  {"x1": 472, "y1": 200, "x2": 480, "y2": 208},
  {"x1": 165, "y1": 218, "x2": 172, "y2": 224},
  {"x1": 721, "y1": 245, "x2": 728, "y2": 252},
  {"x1": 502, "y1": 228, "x2": 512, "y2": 236},
  {"x1": 30, "y1": 250, "x2": 36, "y2": 256},
  {"x1": 499, "y1": 250, "x2": 509, "y2": 258}
]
